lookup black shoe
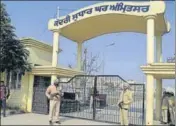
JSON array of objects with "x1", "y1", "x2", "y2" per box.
[
  {"x1": 55, "y1": 121, "x2": 61, "y2": 124},
  {"x1": 49, "y1": 121, "x2": 53, "y2": 125}
]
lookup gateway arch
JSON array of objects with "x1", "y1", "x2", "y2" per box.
[{"x1": 48, "y1": 1, "x2": 172, "y2": 125}]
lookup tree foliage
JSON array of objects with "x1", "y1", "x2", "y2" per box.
[{"x1": 0, "y1": 3, "x2": 31, "y2": 78}]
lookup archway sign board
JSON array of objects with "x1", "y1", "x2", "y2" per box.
[
  {"x1": 48, "y1": 1, "x2": 172, "y2": 125},
  {"x1": 48, "y1": 1, "x2": 170, "y2": 43}
]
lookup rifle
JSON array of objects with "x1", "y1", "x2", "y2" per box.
[
  {"x1": 50, "y1": 92, "x2": 61, "y2": 99},
  {"x1": 118, "y1": 102, "x2": 123, "y2": 109}
]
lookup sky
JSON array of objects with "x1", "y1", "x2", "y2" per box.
[{"x1": 3, "y1": 1, "x2": 175, "y2": 87}]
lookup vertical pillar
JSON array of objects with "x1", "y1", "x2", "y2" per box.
[
  {"x1": 51, "y1": 75, "x2": 57, "y2": 85},
  {"x1": 15, "y1": 71, "x2": 19, "y2": 89},
  {"x1": 51, "y1": 31, "x2": 59, "y2": 84},
  {"x1": 146, "y1": 74, "x2": 154, "y2": 125},
  {"x1": 156, "y1": 35, "x2": 162, "y2": 62},
  {"x1": 145, "y1": 15, "x2": 155, "y2": 125},
  {"x1": 77, "y1": 42, "x2": 82, "y2": 70},
  {"x1": 155, "y1": 35, "x2": 162, "y2": 120},
  {"x1": 155, "y1": 79, "x2": 162, "y2": 120},
  {"x1": 27, "y1": 74, "x2": 34, "y2": 112},
  {"x1": 0, "y1": 72, "x2": 5, "y2": 82},
  {"x1": 146, "y1": 16, "x2": 155, "y2": 64}
]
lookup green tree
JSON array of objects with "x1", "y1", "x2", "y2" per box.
[{"x1": 0, "y1": 3, "x2": 31, "y2": 88}]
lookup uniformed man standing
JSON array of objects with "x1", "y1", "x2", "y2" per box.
[
  {"x1": 45, "y1": 79, "x2": 62, "y2": 125},
  {"x1": 118, "y1": 83, "x2": 133, "y2": 125},
  {"x1": 161, "y1": 91, "x2": 169, "y2": 124},
  {"x1": 168, "y1": 91, "x2": 175, "y2": 125}
]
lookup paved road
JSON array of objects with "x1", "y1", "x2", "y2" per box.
[
  {"x1": 1, "y1": 113, "x2": 116, "y2": 125},
  {"x1": 1, "y1": 112, "x2": 163, "y2": 125}
]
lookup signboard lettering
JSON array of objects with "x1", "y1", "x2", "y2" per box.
[{"x1": 54, "y1": 2, "x2": 150, "y2": 26}]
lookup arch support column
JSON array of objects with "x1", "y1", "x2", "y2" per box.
[
  {"x1": 146, "y1": 74, "x2": 155, "y2": 125},
  {"x1": 77, "y1": 42, "x2": 82, "y2": 70},
  {"x1": 146, "y1": 15, "x2": 155, "y2": 64},
  {"x1": 155, "y1": 79, "x2": 162, "y2": 120},
  {"x1": 155, "y1": 35, "x2": 162, "y2": 120},
  {"x1": 156, "y1": 35, "x2": 162, "y2": 62},
  {"x1": 51, "y1": 31, "x2": 59, "y2": 84},
  {"x1": 145, "y1": 15, "x2": 155, "y2": 125}
]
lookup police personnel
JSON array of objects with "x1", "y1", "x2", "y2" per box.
[
  {"x1": 118, "y1": 83, "x2": 133, "y2": 125},
  {"x1": 45, "y1": 79, "x2": 62, "y2": 125},
  {"x1": 161, "y1": 91, "x2": 169, "y2": 124},
  {"x1": 168, "y1": 90, "x2": 175, "y2": 125}
]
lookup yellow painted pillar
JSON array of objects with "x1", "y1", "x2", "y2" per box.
[
  {"x1": 146, "y1": 74, "x2": 154, "y2": 125},
  {"x1": 0, "y1": 72, "x2": 5, "y2": 81},
  {"x1": 27, "y1": 74, "x2": 34, "y2": 112},
  {"x1": 145, "y1": 15, "x2": 155, "y2": 125},
  {"x1": 77, "y1": 42, "x2": 82, "y2": 70},
  {"x1": 146, "y1": 16, "x2": 155, "y2": 64},
  {"x1": 51, "y1": 75, "x2": 57, "y2": 84},
  {"x1": 156, "y1": 35, "x2": 162, "y2": 63},
  {"x1": 155, "y1": 35, "x2": 162, "y2": 120},
  {"x1": 51, "y1": 31, "x2": 59, "y2": 84},
  {"x1": 20, "y1": 74, "x2": 29, "y2": 111},
  {"x1": 155, "y1": 79, "x2": 162, "y2": 120}
]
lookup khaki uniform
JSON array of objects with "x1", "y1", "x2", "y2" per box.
[
  {"x1": 118, "y1": 89, "x2": 133, "y2": 125},
  {"x1": 168, "y1": 96, "x2": 175, "y2": 124},
  {"x1": 161, "y1": 95, "x2": 169, "y2": 123},
  {"x1": 45, "y1": 85, "x2": 61, "y2": 122}
]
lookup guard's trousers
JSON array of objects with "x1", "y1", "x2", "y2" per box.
[
  {"x1": 120, "y1": 108, "x2": 129, "y2": 125},
  {"x1": 169, "y1": 107, "x2": 175, "y2": 125},
  {"x1": 49, "y1": 100, "x2": 60, "y2": 122},
  {"x1": 162, "y1": 109, "x2": 168, "y2": 123}
]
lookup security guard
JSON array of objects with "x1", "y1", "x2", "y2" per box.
[
  {"x1": 161, "y1": 91, "x2": 169, "y2": 124},
  {"x1": 118, "y1": 83, "x2": 133, "y2": 125},
  {"x1": 45, "y1": 79, "x2": 62, "y2": 125},
  {"x1": 168, "y1": 91, "x2": 175, "y2": 125}
]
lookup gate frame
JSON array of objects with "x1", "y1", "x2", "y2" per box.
[{"x1": 59, "y1": 75, "x2": 145, "y2": 125}]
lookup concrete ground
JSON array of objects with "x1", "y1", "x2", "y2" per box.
[
  {"x1": 1, "y1": 112, "x2": 165, "y2": 125},
  {"x1": 1, "y1": 113, "x2": 116, "y2": 125}
]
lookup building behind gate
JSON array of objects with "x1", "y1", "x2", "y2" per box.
[{"x1": 4, "y1": 38, "x2": 83, "y2": 112}]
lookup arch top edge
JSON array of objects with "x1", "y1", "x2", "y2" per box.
[
  {"x1": 48, "y1": 1, "x2": 165, "y2": 30},
  {"x1": 58, "y1": 1, "x2": 165, "y2": 19},
  {"x1": 48, "y1": 12, "x2": 164, "y2": 31}
]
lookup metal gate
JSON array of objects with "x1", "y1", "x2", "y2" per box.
[
  {"x1": 60, "y1": 75, "x2": 145, "y2": 125},
  {"x1": 32, "y1": 76, "x2": 50, "y2": 114}
]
